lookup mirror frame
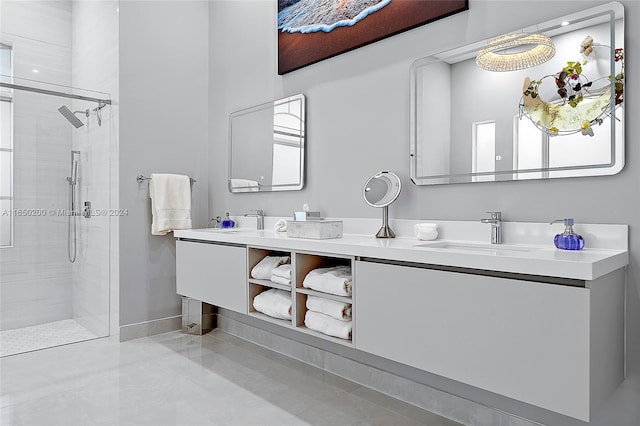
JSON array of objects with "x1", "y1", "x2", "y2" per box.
[
  {"x1": 229, "y1": 94, "x2": 306, "y2": 193},
  {"x1": 409, "y1": 2, "x2": 624, "y2": 186},
  {"x1": 363, "y1": 171, "x2": 402, "y2": 208}
]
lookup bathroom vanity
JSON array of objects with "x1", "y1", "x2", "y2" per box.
[{"x1": 175, "y1": 222, "x2": 628, "y2": 422}]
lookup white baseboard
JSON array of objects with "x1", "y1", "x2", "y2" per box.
[{"x1": 119, "y1": 315, "x2": 181, "y2": 342}]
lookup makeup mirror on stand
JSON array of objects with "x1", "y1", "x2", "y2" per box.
[{"x1": 363, "y1": 171, "x2": 402, "y2": 238}]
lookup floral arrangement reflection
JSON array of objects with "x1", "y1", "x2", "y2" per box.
[{"x1": 520, "y1": 36, "x2": 624, "y2": 137}]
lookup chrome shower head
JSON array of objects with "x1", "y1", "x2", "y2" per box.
[{"x1": 58, "y1": 105, "x2": 85, "y2": 128}]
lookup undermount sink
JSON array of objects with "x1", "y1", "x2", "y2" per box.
[{"x1": 415, "y1": 241, "x2": 541, "y2": 254}]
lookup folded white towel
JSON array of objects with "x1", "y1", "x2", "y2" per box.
[
  {"x1": 302, "y1": 266, "x2": 352, "y2": 297},
  {"x1": 270, "y1": 264, "x2": 292, "y2": 285},
  {"x1": 149, "y1": 173, "x2": 192, "y2": 235},
  {"x1": 252, "y1": 289, "x2": 292, "y2": 320},
  {"x1": 306, "y1": 295, "x2": 351, "y2": 321},
  {"x1": 304, "y1": 310, "x2": 352, "y2": 340},
  {"x1": 272, "y1": 264, "x2": 292, "y2": 279},
  {"x1": 251, "y1": 256, "x2": 291, "y2": 280},
  {"x1": 274, "y1": 219, "x2": 288, "y2": 232},
  {"x1": 270, "y1": 275, "x2": 291, "y2": 286}
]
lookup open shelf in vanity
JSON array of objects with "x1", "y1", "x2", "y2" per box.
[
  {"x1": 247, "y1": 246, "x2": 354, "y2": 346},
  {"x1": 247, "y1": 247, "x2": 293, "y2": 327},
  {"x1": 293, "y1": 252, "x2": 353, "y2": 346}
]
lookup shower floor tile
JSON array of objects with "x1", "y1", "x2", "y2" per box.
[{"x1": 0, "y1": 319, "x2": 99, "y2": 357}]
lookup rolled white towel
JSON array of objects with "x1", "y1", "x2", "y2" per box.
[
  {"x1": 302, "y1": 266, "x2": 352, "y2": 297},
  {"x1": 251, "y1": 256, "x2": 290, "y2": 280},
  {"x1": 306, "y1": 295, "x2": 351, "y2": 321},
  {"x1": 304, "y1": 310, "x2": 352, "y2": 340},
  {"x1": 252, "y1": 289, "x2": 291, "y2": 320},
  {"x1": 274, "y1": 219, "x2": 288, "y2": 232}
]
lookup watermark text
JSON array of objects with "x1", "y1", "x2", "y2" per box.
[{"x1": 2, "y1": 208, "x2": 128, "y2": 217}]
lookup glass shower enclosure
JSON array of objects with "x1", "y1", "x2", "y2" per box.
[{"x1": 0, "y1": 37, "x2": 112, "y2": 357}]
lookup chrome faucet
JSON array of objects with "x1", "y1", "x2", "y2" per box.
[
  {"x1": 480, "y1": 211, "x2": 502, "y2": 244},
  {"x1": 244, "y1": 209, "x2": 264, "y2": 230}
]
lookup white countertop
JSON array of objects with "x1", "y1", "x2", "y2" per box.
[{"x1": 174, "y1": 224, "x2": 628, "y2": 281}]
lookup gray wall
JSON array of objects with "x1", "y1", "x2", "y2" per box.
[
  {"x1": 119, "y1": 1, "x2": 209, "y2": 326},
  {"x1": 209, "y1": 1, "x2": 639, "y2": 425}
]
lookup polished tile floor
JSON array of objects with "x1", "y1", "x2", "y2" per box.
[{"x1": 0, "y1": 330, "x2": 462, "y2": 426}]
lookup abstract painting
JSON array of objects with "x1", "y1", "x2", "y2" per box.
[{"x1": 278, "y1": 0, "x2": 468, "y2": 74}]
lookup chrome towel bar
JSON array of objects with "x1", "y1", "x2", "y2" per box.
[{"x1": 136, "y1": 174, "x2": 196, "y2": 184}]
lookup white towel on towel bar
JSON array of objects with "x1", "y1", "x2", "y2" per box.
[
  {"x1": 149, "y1": 173, "x2": 192, "y2": 235},
  {"x1": 302, "y1": 266, "x2": 352, "y2": 297},
  {"x1": 306, "y1": 295, "x2": 351, "y2": 321},
  {"x1": 253, "y1": 289, "x2": 292, "y2": 320},
  {"x1": 304, "y1": 310, "x2": 352, "y2": 340}
]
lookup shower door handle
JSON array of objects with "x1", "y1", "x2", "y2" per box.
[{"x1": 83, "y1": 201, "x2": 92, "y2": 219}]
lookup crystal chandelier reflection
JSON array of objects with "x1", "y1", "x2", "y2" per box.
[{"x1": 476, "y1": 33, "x2": 556, "y2": 72}]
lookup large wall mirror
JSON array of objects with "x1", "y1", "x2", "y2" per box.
[
  {"x1": 410, "y1": 2, "x2": 624, "y2": 185},
  {"x1": 229, "y1": 94, "x2": 305, "y2": 192}
]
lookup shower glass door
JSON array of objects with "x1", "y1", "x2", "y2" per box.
[{"x1": 0, "y1": 75, "x2": 111, "y2": 357}]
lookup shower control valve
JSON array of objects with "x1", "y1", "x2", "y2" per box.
[{"x1": 83, "y1": 201, "x2": 92, "y2": 219}]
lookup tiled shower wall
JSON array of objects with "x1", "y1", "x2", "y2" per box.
[{"x1": 0, "y1": 1, "x2": 74, "y2": 330}]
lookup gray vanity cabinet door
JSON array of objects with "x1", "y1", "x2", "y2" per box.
[
  {"x1": 354, "y1": 260, "x2": 593, "y2": 421},
  {"x1": 176, "y1": 240, "x2": 247, "y2": 314}
]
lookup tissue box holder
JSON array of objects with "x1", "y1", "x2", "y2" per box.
[
  {"x1": 293, "y1": 211, "x2": 321, "y2": 221},
  {"x1": 286, "y1": 220, "x2": 343, "y2": 240}
]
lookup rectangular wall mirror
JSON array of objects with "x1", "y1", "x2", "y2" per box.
[
  {"x1": 229, "y1": 94, "x2": 305, "y2": 192},
  {"x1": 410, "y1": 2, "x2": 624, "y2": 185}
]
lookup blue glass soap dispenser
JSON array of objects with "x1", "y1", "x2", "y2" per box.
[
  {"x1": 221, "y1": 212, "x2": 235, "y2": 229},
  {"x1": 550, "y1": 218, "x2": 585, "y2": 250}
]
